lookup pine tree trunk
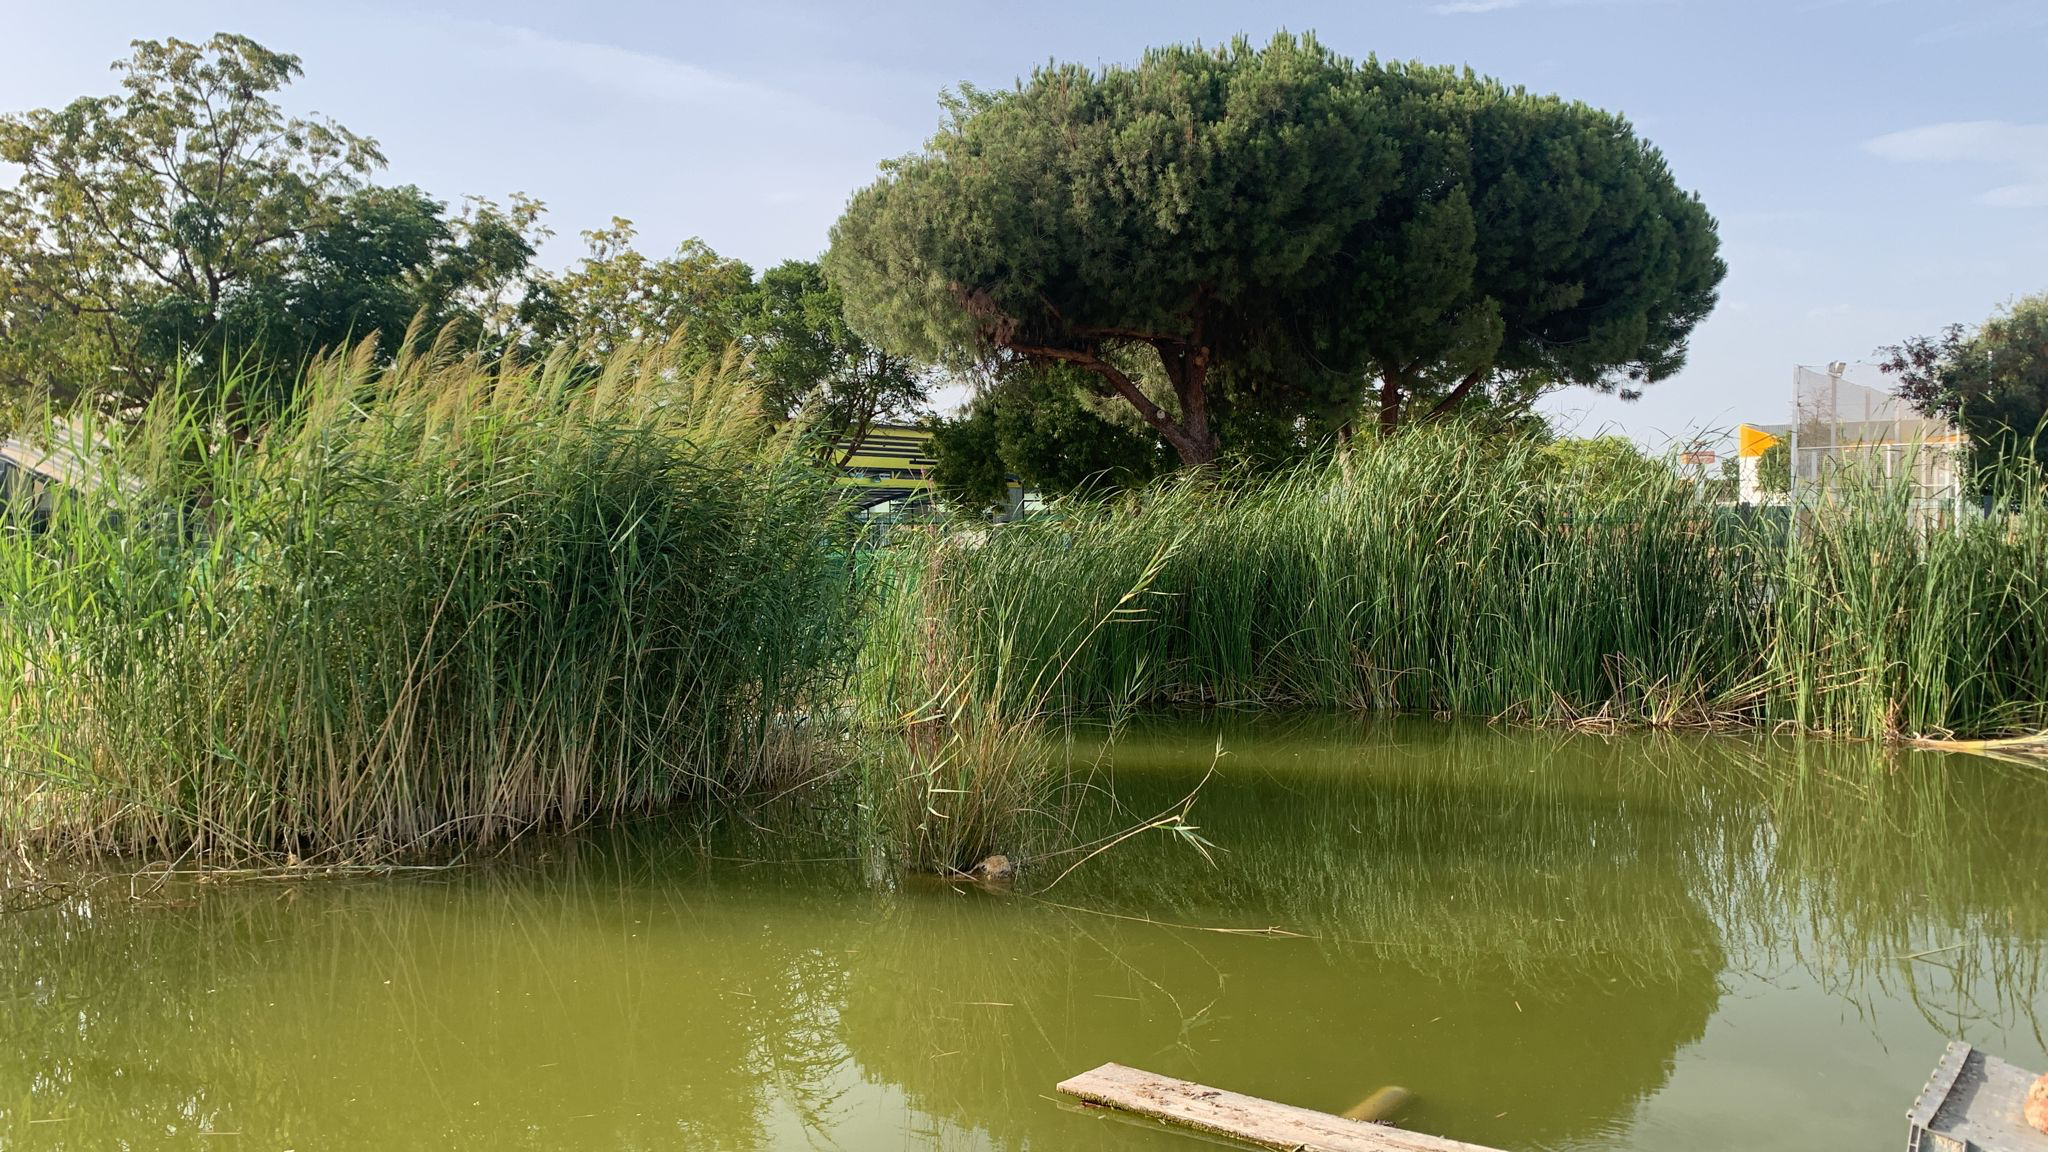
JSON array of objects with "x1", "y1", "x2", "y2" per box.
[
  {"x1": 1378, "y1": 374, "x2": 1404, "y2": 434},
  {"x1": 1158, "y1": 341, "x2": 1221, "y2": 466}
]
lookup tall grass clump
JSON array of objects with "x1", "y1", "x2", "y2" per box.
[
  {"x1": 874, "y1": 423, "x2": 2048, "y2": 742},
  {"x1": 877, "y1": 424, "x2": 1755, "y2": 728},
  {"x1": 0, "y1": 337, "x2": 861, "y2": 858},
  {"x1": 853, "y1": 523, "x2": 1176, "y2": 873},
  {"x1": 1768, "y1": 455, "x2": 2048, "y2": 737}
]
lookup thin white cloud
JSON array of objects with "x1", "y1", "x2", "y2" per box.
[
  {"x1": 1865, "y1": 120, "x2": 2048, "y2": 208},
  {"x1": 414, "y1": 15, "x2": 894, "y2": 137},
  {"x1": 1981, "y1": 184, "x2": 2048, "y2": 209},
  {"x1": 1430, "y1": 0, "x2": 1673, "y2": 14},
  {"x1": 489, "y1": 26, "x2": 760, "y2": 106},
  {"x1": 1920, "y1": 0, "x2": 2048, "y2": 44}
]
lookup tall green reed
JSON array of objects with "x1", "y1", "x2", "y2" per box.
[
  {"x1": 872, "y1": 423, "x2": 2048, "y2": 741},
  {"x1": 852, "y1": 525, "x2": 1177, "y2": 873},
  {"x1": 1770, "y1": 457, "x2": 2048, "y2": 736},
  {"x1": 876, "y1": 426, "x2": 1749, "y2": 724},
  {"x1": 0, "y1": 336, "x2": 861, "y2": 858}
]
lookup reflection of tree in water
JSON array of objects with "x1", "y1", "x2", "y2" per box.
[
  {"x1": 1084, "y1": 716, "x2": 2048, "y2": 1018},
  {"x1": 834, "y1": 717, "x2": 2048, "y2": 1152},
  {"x1": 834, "y1": 719, "x2": 1729, "y2": 1151},
  {"x1": 837, "y1": 897, "x2": 1713, "y2": 1152},
  {"x1": 3, "y1": 893, "x2": 312, "y2": 1141},
  {"x1": 6, "y1": 720, "x2": 2048, "y2": 1150}
]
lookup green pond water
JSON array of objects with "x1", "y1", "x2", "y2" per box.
[{"x1": 6, "y1": 716, "x2": 2048, "y2": 1151}]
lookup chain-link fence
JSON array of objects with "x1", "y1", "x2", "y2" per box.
[
  {"x1": 1791, "y1": 363, "x2": 1961, "y2": 497},
  {"x1": 1738, "y1": 363, "x2": 1964, "y2": 519}
]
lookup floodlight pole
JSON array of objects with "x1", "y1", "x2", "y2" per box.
[{"x1": 1787, "y1": 367, "x2": 1799, "y2": 545}]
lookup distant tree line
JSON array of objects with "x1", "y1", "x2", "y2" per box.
[
  {"x1": 11, "y1": 32, "x2": 1795, "y2": 504},
  {"x1": 0, "y1": 34, "x2": 924, "y2": 449}
]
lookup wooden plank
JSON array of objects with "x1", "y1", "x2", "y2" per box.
[
  {"x1": 1056, "y1": 1063, "x2": 1506, "y2": 1152},
  {"x1": 1907, "y1": 1042, "x2": 2048, "y2": 1152}
]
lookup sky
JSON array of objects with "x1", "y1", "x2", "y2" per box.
[{"x1": 3, "y1": 0, "x2": 2044, "y2": 448}]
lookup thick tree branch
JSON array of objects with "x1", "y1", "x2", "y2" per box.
[
  {"x1": 1006, "y1": 339, "x2": 1202, "y2": 460},
  {"x1": 835, "y1": 389, "x2": 880, "y2": 468},
  {"x1": 1424, "y1": 368, "x2": 1488, "y2": 420},
  {"x1": 1007, "y1": 342, "x2": 1165, "y2": 424}
]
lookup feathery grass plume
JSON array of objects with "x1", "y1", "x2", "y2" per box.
[{"x1": 0, "y1": 334, "x2": 862, "y2": 859}]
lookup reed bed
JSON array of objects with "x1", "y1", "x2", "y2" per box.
[
  {"x1": 1773, "y1": 470, "x2": 2048, "y2": 737},
  {"x1": 7, "y1": 387, "x2": 2042, "y2": 869},
  {"x1": 851, "y1": 526, "x2": 1177, "y2": 873},
  {"x1": 871, "y1": 423, "x2": 2048, "y2": 741},
  {"x1": 0, "y1": 337, "x2": 861, "y2": 858}
]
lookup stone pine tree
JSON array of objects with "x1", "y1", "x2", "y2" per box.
[
  {"x1": 826, "y1": 33, "x2": 1724, "y2": 469},
  {"x1": 1352, "y1": 63, "x2": 1725, "y2": 432}
]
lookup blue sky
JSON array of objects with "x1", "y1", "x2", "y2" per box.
[{"x1": 5, "y1": 0, "x2": 2044, "y2": 446}]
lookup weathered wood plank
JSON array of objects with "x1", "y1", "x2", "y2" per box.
[{"x1": 1056, "y1": 1063, "x2": 1505, "y2": 1152}]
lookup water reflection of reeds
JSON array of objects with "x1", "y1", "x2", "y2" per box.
[
  {"x1": 4, "y1": 721, "x2": 2047, "y2": 1150},
  {"x1": 1069, "y1": 716, "x2": 2048, "y2": 1029}
]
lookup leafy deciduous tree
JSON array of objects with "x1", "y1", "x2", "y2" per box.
[
  {"x1": 737, "y1": 259, "x2": 927, "y2": 459},
  {"x1": 523, "y1": 218, "x2": 753, "y2": 367},
  {"x1": 929, "y1": 364, "x2": 1173, "y2": 506},
  {"x1": 0, "y1": 33, "x2": 383, "y2": 409},
  {"x1": 1881, "y1": 292, "x2": 2048, "y2": 476},
  {"x1": 926, "y1": 402, "x2": 1010, "y2": 513},
  {"x1": 144, "y1": 187, "x2": 546, "y2": 403},
  {"x1": 1536, "y1": 435, "x2": 1667, "y2": 494}
]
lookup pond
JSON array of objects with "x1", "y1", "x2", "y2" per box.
[{"x1": 5, "y1": 716, "x2": 2047, "y2": 1150}]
